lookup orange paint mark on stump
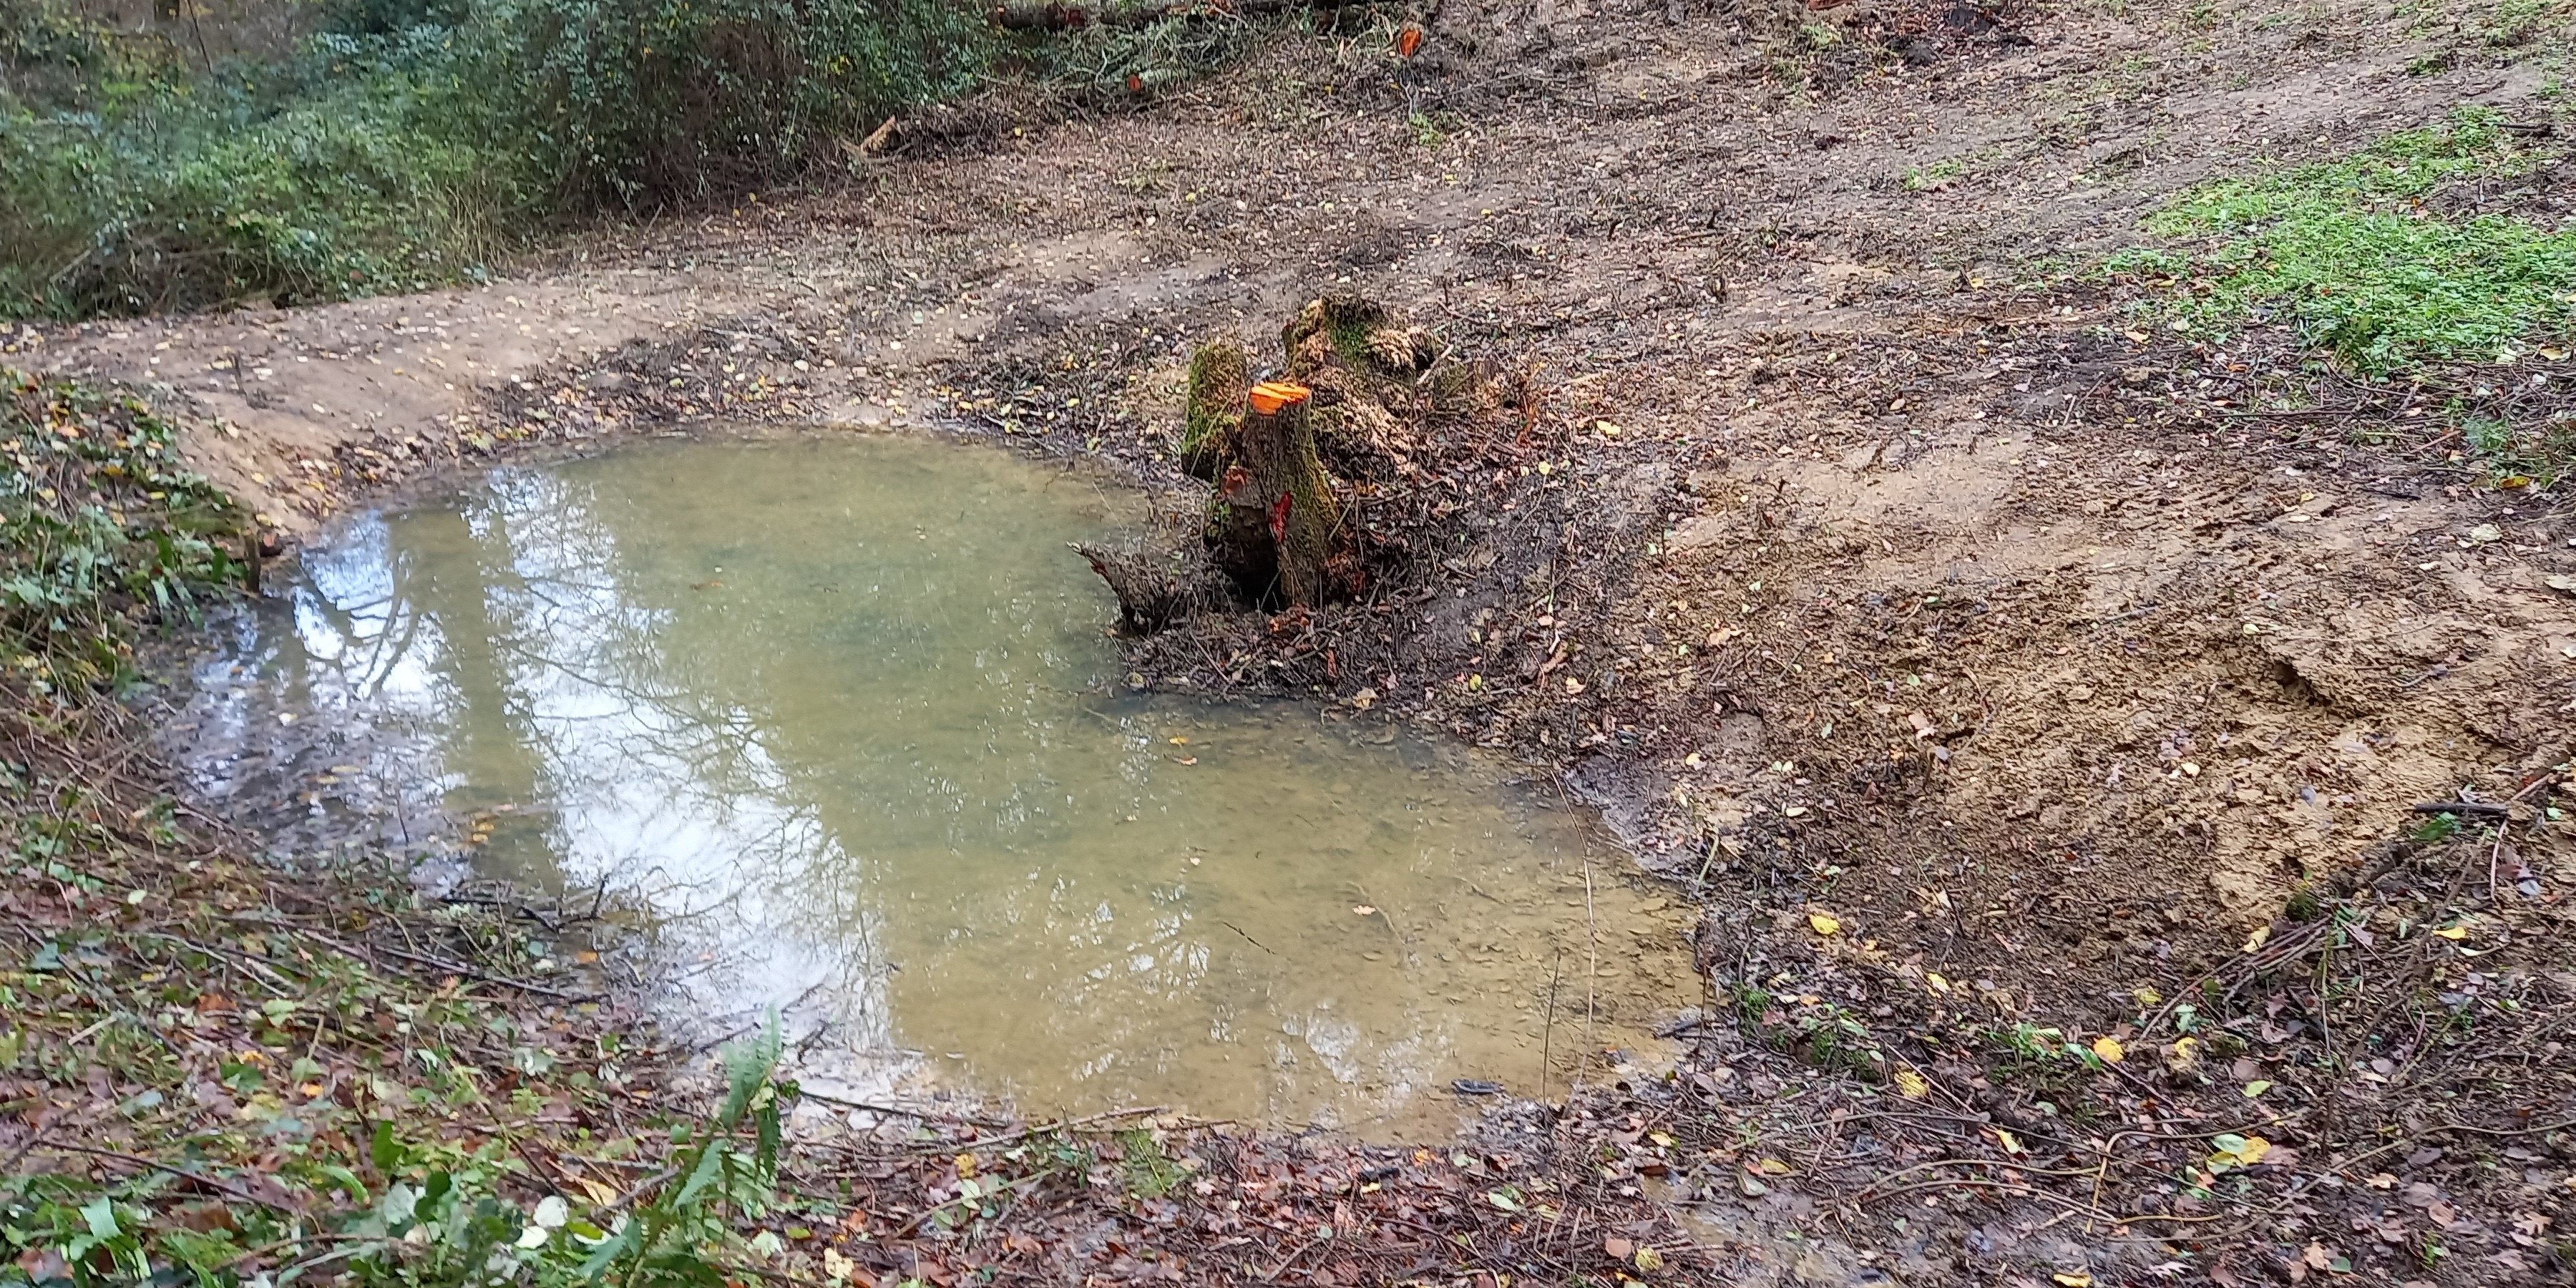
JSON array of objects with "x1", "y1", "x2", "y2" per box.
[{"x1": 1247, "y1": 381, "x2": 1311, "y2": 415}]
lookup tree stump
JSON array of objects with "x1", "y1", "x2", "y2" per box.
[
  {"x1": 1177, "y1": 341, "x2": 1246, "y2": 482},
  {"x1": 1208, "y1": 381, "x2": 1342, "y2": 608}
]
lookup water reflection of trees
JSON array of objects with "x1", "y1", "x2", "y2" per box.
[{"x1": 256, "y1": 441, "x2": 1693, "y2": 1126}]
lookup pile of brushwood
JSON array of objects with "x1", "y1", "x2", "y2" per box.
[{"x1": 1080, "y1": 294, "x2": 1539, "y2": 634}]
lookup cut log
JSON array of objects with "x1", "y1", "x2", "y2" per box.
[{"x1": 1207, "y1": 381, "x2": 1342, "y2": 608}]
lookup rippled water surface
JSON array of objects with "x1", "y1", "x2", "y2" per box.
[{"x1": 177, "y1": 433, "x2": 1694, "y2": 1135}]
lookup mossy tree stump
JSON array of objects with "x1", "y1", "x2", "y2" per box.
[
  {"x1": 1208, "y1": 381, "x2": 1342, "y2": 608},
  {"x1": 1085, "y1": 295, "x2": 1518, "y2": 628},
  {"x1": 1178, "y1": 341, "x2": 1247, "y2": 482}
]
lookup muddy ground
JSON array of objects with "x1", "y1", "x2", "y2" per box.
[{"x1": 14, "y1": 0, "x2": 2576, "y2": 1282}]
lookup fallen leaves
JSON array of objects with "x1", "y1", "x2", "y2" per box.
[
  {"x1": 2166, "y1": 1035, "x2": 2200, "y2": 1071},
  {"x1": 1807, "y1": 912, "x2": 1842, "y2": 936},
  {"x1": 2089, "y1": 1035, "x2": 2125, "y2": 1064},
  {"x1": 2207, "y1": 1133, "x2": 2270, "y2": 1171}
]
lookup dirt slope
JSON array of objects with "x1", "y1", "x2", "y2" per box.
[{"x1": 16, "y1": 0, "x2": 2576, "y2": 1281}]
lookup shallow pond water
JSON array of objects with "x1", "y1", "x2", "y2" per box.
[{"x1": 174, "y1": 432, "x2": 1695, "y2": 1136}]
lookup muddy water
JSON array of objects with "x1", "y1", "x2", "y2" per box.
[{"x1": 175, "y1": 432, "x2": 1695, "y2": 1136}]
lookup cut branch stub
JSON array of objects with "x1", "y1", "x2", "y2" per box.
[{"x1": 1208, "y1": 381, "x2": 1343, "y2": 608}]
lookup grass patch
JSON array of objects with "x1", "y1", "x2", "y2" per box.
[
  {"x1": 2119, "y1": 107, "x2": 2576, "y2": 371},
  {"x1": 1901, "y1": 157, "x2": 1968, "y2": 192}
]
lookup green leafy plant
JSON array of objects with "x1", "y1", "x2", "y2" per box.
[
  {"x1": 336, "y1": 1014, "x2": 786, "y2": 1288},
  {"x1": 0, "y1": 370, "x2": 243, "y2": 691},
  {"x1": 553, "y1": 1015, "x2": 787, "y2": 1288},
  {"x1": 2410, "y1": 811, "x2": 2464, "y2": 845},
  {"x1": 1117, "y1": 1129, "x2": 1191, "y2": 1199}
]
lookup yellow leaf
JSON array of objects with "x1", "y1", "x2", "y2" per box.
[
  {"x1": 575, "y1": 1176, "x2": 620, "y2": 1207},
  {"x1": 1927, "y1": 972, "x2": 1951, "y2": 994},
  {"x1": 1996, "y1": 1128, "x2": 2025, "y2": 1155},
  {"x1": 1894, "y1": 1068, "x2": 1931, "y2": 1099},
  {"x1": 2132, "y1": 985, "x2": 2161, "y2": 1005},
  {"x1": 2054, "y1": 1274, "x2": 2094, "y2": 1288},
  {"x1": 2243, "y1": 924, "x2": 2271, "y2": 952},
  {"x1": 2433, "y1": 924, "x2": 2469, "y2": 940},
  {"x1": 2207, "y1": 1133, "x2": 2271, "y2": 1170},
  {"x1": 2090, "y1": 1036, "x2": 2125, "y2": 1064},
  {"x1": 1807, "y1": 912, "x2": 1842, "y2": 937},
  {"x1": 1754, "y1": 1157, "x2": 1794, "y2": 1176},
  {"x1": 1633, "y1": 1246, "x2": 1663, "y2": 1273}
]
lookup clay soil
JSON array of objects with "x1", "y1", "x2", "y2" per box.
[{"x1": 14, "y1": 0, "x2": 2576, "y2": 1282}]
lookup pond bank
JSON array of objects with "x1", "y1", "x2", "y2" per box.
[
  {"x1": 2, "y1": 370, "x2": 1728, "y2": 1287},
  {"x1": 15, "y1": 1, "x2": 2576, "y2": 1281}
]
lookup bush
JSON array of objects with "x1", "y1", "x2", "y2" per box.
[
  {"x1": 464, "y1": 0, "x2": 990, "y2": 205},
  {"x1": 3, "y1": 49, "x2": 515, "y2": 316},
  {"x1": 1, "y1": 0, "x2": 994, "y2": 319}
]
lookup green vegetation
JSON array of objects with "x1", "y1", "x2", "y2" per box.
[
  {"x1": 0, "y1": 371, "x2": 243, "y2": 691},
  {"x1": 0, "y1": 0, "x2": 990, "y2": 318},
  {"x1": 1901, "y1": 157, "x2": 1967, "y2": 192},
  {"x1": 1726, "y1": 985, "x2": 1887, "y2": 1078},
  {"x1": 0, "y1": 372, "x2": 793, "y2": 1288},
  {"x1": 2121, "y1": 107, "x2": 2576, "y2": 371},
  {"x1": 1, "y1": 0, "x2": 1302, "y2": 321}
]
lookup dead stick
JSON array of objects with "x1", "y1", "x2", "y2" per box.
[
  {"x1": 1539, "y1": 950, "x2": 1563, "y2": 1101},
  {"x1": 1581, "y1": 857, "x2": 1599, "y2": 1071},
  {"x1": 29, "y1": 1139, "x2": 284, "y2": 1210}
]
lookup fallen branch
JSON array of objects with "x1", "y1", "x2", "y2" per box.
[
  {"x1": 26, "y1": 1139, "x2": 287, "y2": 1211},
  {"x1": 2410, "y1": 800, "x2": 2509, "y2": 818}
]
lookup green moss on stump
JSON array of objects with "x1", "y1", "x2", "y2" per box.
[{"x1": 1178, "y1": 341, "x2": 1247, "y2": 481}]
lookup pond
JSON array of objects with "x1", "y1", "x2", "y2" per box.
[{"x1": 171, "y1": 431, "x2": 1696, "y2": 1137}]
